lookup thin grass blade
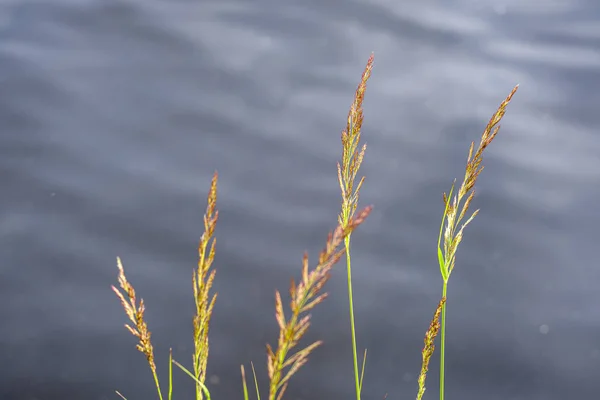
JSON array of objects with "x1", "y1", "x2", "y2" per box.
[
  {"x1": 172, "y1": 359, "x2": 212, "y2": 400},
  {"x1": 359, "y1": 348, "x2": 367, "y2": 394},
  {"x1": 251, "y1": 361, "x2": 261, "y2": 400},
  {"x1": 241, "y1": 365, "x2": 250, "y2": 400}
]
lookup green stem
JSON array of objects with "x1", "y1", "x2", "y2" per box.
[
  {"x1": 152, "y1": 369, "x2": 163, "y2": 400},
  {"x1": 344, "y1": 235, "x2": 361, "y2": 400},
  {"x1": 439, "y1": 281, "x2": 448, "y2": 400}
]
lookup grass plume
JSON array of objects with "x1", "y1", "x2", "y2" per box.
[
  {"x1": 416, "y1": 297, "x2": 445, "y2": 400},
  {"x1": 266, "y1": 205, "x2": 373, "y2": 400},
  {"x1": 108, "y1": 54, "x2": 520, "y2": 400},
  {"x1": 435, "y1": 84, "x2": 519, "y2": 400},
  {"x1": 112, "y1": 257, "x2": 165, "y2": 400},
  {"x1": 337, "y1": 53, "x2": 374, "y2": 400},
  {"x1": 112, "y1": 172, "x2": 219, "y2": 400},
  {"x1": 193, "y1": 172, "x2": 219, "y2": 400}
]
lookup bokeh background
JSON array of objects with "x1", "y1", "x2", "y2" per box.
[{"x1": 1, "y1": 0, "x2": 600, "y2": 399}]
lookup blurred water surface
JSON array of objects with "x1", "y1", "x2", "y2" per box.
[{"x1": 1, "y1": 0, "x2": 600, "y2": 399}]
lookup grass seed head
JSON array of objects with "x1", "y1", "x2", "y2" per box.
[
  {"x1": 112, "y1": 257, "x2": 163, "y2": 398},
  {"x1": 267, "y1": 206, "x2": 372, "y2": 400},
  {"x1": 193, "y1": 171, "x2": 220, "y2": 400},
  {"x1": 416, "y1": 297, "x2": 446, "y2": 400},
  {"x1": 440, "y1": 85, "x2": 518, "y2": 278},
  {"x1": 339, "y1": 54, "x2": 374, "y2": 227}
]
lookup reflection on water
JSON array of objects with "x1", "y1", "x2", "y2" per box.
[{"x1": 1, "y1": 0, "x2": 599, "y2": 399}]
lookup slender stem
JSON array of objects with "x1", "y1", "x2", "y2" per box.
[
  {"x1": 152, "y1": 369, "x2": 164, "y2": 400},
  {"x1": 344, "y1": 235, "x2": 361, "y2": 400},
  {"x1": 169, "y1": 349, "x2": 173, "y2": 400},
  {"x1": 439, "y1": 282, "x2": 448, "y2": 400}
]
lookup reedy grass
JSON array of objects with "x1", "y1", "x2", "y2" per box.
[
  {"x1": 264, "y1": 205, "x2": 372, "y2": 400},
  {"x1": 112, "y1": 256, "x2": 166, "y2": 400},
  {"x1": 112, "y1": 171, "x2": 219, "y2": 400},
  {"x1": 433, "y1": 84, "x2": 518, "y2": 400},
  {"x1": 416, "y1": 298, "x2": 445, "y2": 400},
  {"x1": 111, "y1": 167, "x2": 373, "y2": 400},
  {"x1": 337, "y1": 53, "x2": 373, "y2": 400},
  {"x1": 193, "y1": 171, "x2": 219, "y2": 400},
  {"x1": 111, "y1": 54, "x2": 518, "y2": 400}
]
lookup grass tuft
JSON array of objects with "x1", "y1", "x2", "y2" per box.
[{"x1": 109, "y1": 54, "x2": 519, "y2": 400}]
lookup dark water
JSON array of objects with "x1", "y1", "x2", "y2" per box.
[{"x1": 1, "y1": 0, "x2": 600, "y2": 399}]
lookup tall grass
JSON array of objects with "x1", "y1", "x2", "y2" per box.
[
  {"x1": 433, "y1": 84, "x2": 518, "y2": 400},
  {"x1": 111, "y1": 54, "x2": 518, "y2": 400},
  {"x1": 337, "y1": 53, "x2": 373, "y2": 400}
]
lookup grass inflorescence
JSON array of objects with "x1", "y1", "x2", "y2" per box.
[
  {"x1": 434, "y1": 84, "x2": 518, "y2": 400},
  {"x1": 337, "y1": 53, "x2": 373, "y2": 400},
  {"x1": 111, "y1": 54, "x2": 518, "y2": 400}
]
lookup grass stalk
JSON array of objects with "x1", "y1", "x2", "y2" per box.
[
  {"x1": 344, "y1": 237, "x2": 361, "y2": 399},
  {"x1": 112, "y1": 257, "x2": 164, "y2": 400},
  {"x1": 439, "y1": 282, "x2": 447, "y2": 400},
  {"x1": 112, "y1": 172, "x2": 219, "y2": 400},
  {"x1": 266, "y1": 206, "x2": 372, "y2": 400},
  {"x1": 416, "y1": 297, "x2": 445, "y2": 400},
  {"x1": 193, "y1": 172, "x2": 219, "y2": 400},
  {"x1": 432, "y1": 85, "x2": 519, "y2": 400},
  {"x1": 337, "y1": 53, "x2": 374, "y2": 400},
  {"x1": 107, "y1": 54, "x2": 521, "y2": 400}
]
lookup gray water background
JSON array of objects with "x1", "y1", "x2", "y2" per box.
[{"x1": 1, "y1": 0, "x2": 600, "y2": 399}]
